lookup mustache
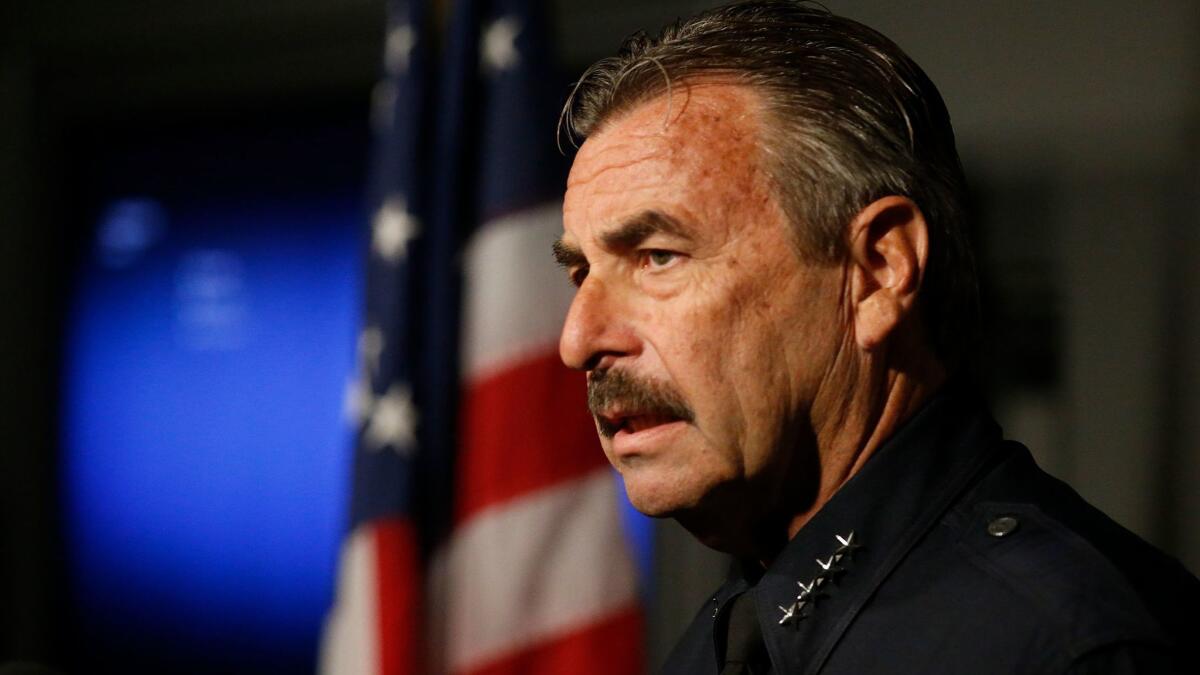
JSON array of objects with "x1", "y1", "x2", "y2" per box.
[{"x1": 587, "y1": 369, "x2": 695, "y2": 438}]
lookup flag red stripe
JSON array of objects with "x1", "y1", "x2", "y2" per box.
[
  {"x1": 457, "y1": 351, "x2": 606, "y2": 522},
  {"x1": 374, "y1": 519, "x2": 422, "y2": 675},
  {"x1": 461, "y1": 605, "x2": 644, "y2": 675}
]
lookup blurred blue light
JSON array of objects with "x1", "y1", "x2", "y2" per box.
[
  {"x1": 96, "y1": 197, "x2": 168, "y2": 269},
  {"x1": 62, "y1": 194, "x2": 364, "y2": 657}
]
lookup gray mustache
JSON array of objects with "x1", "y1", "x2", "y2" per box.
[{"x1": 587, "y1": 369, "x2": 695, "y2": 438}]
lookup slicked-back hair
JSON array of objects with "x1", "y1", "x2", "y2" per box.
[{"x1": 561, "y1": 0, "x2": 979, "y2": 368}]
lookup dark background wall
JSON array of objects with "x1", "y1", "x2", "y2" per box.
[{"x1": 2, "y1": 0, "x2": 1198, "y2": 670}]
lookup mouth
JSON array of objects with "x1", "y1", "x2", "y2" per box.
[
  {"x1": 600, "y1": 411, "x2": 683, "y2": 437},
  {"x1": 599, "y1": 410, "x2": 690, "y2": 459},
  {"x1": 587, "y1": 368, "x2": 694, "y2": 448}
]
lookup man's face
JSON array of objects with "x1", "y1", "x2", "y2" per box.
[{"x1": 557, "y1": 83, "x2": 845, "y2": 532}]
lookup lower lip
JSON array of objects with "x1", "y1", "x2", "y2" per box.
[{"x1": 611, "y1": 419, "x2": 689, "y2": 458}]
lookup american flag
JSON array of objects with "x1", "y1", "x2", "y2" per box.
[{"x1": 320, "y1": 1, "x2": 645, "y2": 673}]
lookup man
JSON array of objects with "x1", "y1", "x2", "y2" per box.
[{"x1": 552, "y1": 1, "x2": 1199, "y2": 673}]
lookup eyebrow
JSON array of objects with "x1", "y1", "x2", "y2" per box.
[
  {"x1": 601, "y1": 210, "x2": 688, "y2": 250},
  {"x1": 552, "y1": 237, "x2": 585, "y2": 269},
  {"x1": 552, "y1": 209, "x2": 689, "y2": 269}
]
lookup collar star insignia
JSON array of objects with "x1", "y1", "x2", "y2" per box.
[
  {"x1": 780, "y1": 581, "x2": 820, "y2": 626},
  {"x1": 797, "y1": 578, "x2": 827, "y2": 602},
  {"x1": 835, "y1": 531, "x2": 861, "y2": 556},
  {"x1": 816, "y1": 554, "x2": 847, "y2": 584},
  {"x1": 778, "y1": 602, "x2": 798, "y2": 625},
  {"x1": 778, "y1": 530, "x2": 864, "y2": 629}
]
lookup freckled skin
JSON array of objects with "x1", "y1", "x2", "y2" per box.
[{"x1": 559, "y1": 83, "x2": 850, "y2": 553}]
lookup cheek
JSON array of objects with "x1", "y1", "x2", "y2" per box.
[
  {"x1": 666, "y1": 276, "x2": 779, "y2": 437},
  {"x1": 663, "y1": 285, "x2": 744, "y2": 390},
  {"x1": 718, "y1": 256, "x2": 826, "y2": 410}
]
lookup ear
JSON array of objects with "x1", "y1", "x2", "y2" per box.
[{"x1": 846, "y1": 196, "x2": 929, "y2": 351}]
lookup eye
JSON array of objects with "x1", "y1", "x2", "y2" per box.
[
  {"x1": 642, "y1": 249, "x2": 681, "y2": 270},
  {"x1": 568, "y1": 265, "x2": 589, "y2": 287}
]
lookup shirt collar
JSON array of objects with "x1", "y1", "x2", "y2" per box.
[{"x1": 710, "y1": 387, "x2": 1005, "y2": 675}]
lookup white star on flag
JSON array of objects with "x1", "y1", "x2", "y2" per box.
[
  {"x1": 385, "y1": 23, "x2": 417, "y2": 75},
  {"x1": 364, "y1": 383, "x2": 418, "y2": 455},
  {"x1": 343, "y1": 375, "x2": 373, "y2": 425},
  {"x1": 370, "y1": 80, "x2": 397, "y2": 135},
  {"x1": 481, "y1": 17, "x2": 521, "y2": 73},
  {"x1": 342, "y1": 326, "x2": 386, "y2": 424},
  {"x1": 357, "y1": 326, "x2": 384, "y2": 377},
  {"x1": 372, "y1": 196, "x2": 420, "y2": 262}
]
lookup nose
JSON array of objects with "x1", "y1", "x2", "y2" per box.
[{"x1": 559, "y1": 277, "x2": 637, "y2": 371}]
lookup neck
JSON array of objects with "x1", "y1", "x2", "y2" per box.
[
  {"x1": 674, "y1": 335, "x2": 948, "y2": 566},
  {"x1": 762, "y1": 339, "x2": 945, "y2": 566}
]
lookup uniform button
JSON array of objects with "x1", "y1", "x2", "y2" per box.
[{"x1": 987, "y1": 515, "x2": 1020, "y2": 538}]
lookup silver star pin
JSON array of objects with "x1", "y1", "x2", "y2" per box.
[
  {"x1": 778, "y1": 602, "x2": 798, "y2": 625},
  {"x1": 797, "y1": 579, "x2": 824, "y2": 606},
  {"x1": 782, "y1": 532, "x2": 863, "y2": 629},
  {"x1": 835, "y1": 531, "x2": 861, "y2": 555}
]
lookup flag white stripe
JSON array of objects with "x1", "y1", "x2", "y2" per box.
[
  {"x1": 428, "y1": 469, "x2": 640, "y2": 673},
  {"x1": 461, "y1": 203, "x2": 574, "y2": 381},
  {"x1": 319, "y1": 526, "x2": 381, "y2": 675}
]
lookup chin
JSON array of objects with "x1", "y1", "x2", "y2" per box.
[
  {"x1": 623, "y1": 468, "x2": 755, "y2": 555},
  {"x1": 619, "y1": 470, "x2": 701, "y2": 519},
  {"x1": 622, "y1": 483, "x2": 680, "y2": 519}
]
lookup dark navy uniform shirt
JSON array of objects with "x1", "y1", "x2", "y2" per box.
[{"x1": 662, "y1": 390, "x2": 1200, "y2": 674}]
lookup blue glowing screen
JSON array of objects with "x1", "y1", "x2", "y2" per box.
[
  {"x1": 61, "y1": 123, "x2": 367, "y2": 669},
  {"x1": 60, "y1": 120, "x2": 655, "y2": 672},
  {"x1": 63, "y1": 195, "x2": 362, "y2": 664}
]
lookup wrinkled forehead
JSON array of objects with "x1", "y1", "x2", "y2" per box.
[
  {"x1": 571, "y1": 83, "x2": 763, "y2": 176},
  {"x1": 563, "y1": 83, "x2": 769, "y2": 235}
]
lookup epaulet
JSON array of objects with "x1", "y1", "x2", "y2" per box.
[{"x1": 942, "y1": 451, "x2": 1175, "y2": 667}]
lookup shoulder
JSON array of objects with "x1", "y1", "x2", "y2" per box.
[{"x1": 928, "y1": 441, "x2": 1200, "y2": 667}]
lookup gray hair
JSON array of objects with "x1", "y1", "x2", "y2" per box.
[{"x1": 561, "y1": 0, "x2": 979, "y2": 367}]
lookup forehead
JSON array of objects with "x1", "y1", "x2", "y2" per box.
[{"x1": 563, "y1": 83, "x2": 770, "y2": 238}]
